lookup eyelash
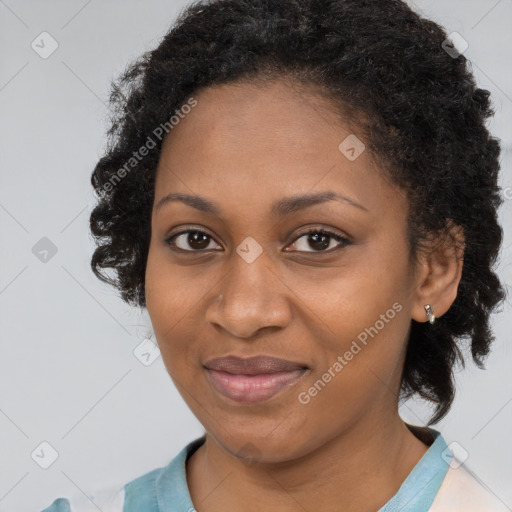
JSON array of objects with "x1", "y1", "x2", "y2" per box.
[{"x1": 164, "y1": 226, "x2": 352, "y2": 254}]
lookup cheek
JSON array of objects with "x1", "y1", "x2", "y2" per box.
[
  {"x1": 292, "y1": 304, "x2": 409, "y2": 451},
  {"x1": 288, "y1": 251, "x2": 409, "y2": 350},
  {"x1": 297, "y1": 294, "x2": 408, "y2": 397},
  {"x1": 145, "y1": 240, "x2": 204, "y2": 320},
  {"x1": 145, "y1": 247, "x2": 198, "y2": 368},
  {"x1": 292, "y1": 245, "x2": 411, "y2": 406}
]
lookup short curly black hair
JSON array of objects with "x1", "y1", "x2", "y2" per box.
[{"x1": 90, "y1": 0, "x2": 505, "y2": 424}]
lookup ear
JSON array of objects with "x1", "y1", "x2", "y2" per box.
[{"x1": 411, "y1": 221, "x2": 465, "y2": 323}]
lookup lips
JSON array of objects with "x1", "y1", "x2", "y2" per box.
[
  {"x1": 203, "y1": 355, "x2": 309, "y2": 403},
  {"x1": 204, "y1": 355, "x2": 308, "y2": 375}
]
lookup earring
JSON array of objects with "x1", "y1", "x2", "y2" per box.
[{"x1": 424, "y1": 304, "x2": 436, "y2": 325}]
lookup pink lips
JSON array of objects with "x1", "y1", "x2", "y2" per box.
[{"x1": 204, "y1": 355, "x2": 308, "y2": 404}]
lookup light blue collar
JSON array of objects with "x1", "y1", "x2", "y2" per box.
[
  {"x1": 155, "y1": 435, "x2": 205, "y2": 511},
  {"x1": 378, "y1": 428, "x2": 451, "y2": 511}
]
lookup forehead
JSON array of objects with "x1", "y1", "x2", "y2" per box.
[{"x1": 154, "y1": 79, "x2": 406, "y2": 221}]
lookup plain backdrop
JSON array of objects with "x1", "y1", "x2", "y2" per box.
[{"x1": 0, "y1": 1, "x2": 511, "y2": 510}]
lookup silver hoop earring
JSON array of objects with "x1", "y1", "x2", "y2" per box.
[{"x1": 424, "y1": 304, "x2": 436, "y2": 324}]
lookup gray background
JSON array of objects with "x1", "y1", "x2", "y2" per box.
[{"x1": 0, "y1": 1, "x2": 511, "y2": 510}]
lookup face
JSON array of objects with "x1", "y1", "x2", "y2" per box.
[{"x1": 145, "y1": 79, "x2": 420, "y2": 463}]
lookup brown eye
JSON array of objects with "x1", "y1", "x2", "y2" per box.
[
  {"x1": 287, "y1": 229, "x2": 351, "y2": 253},
  {"x1": 165, "y1": 230, "x2": 221, "y2": 252}
]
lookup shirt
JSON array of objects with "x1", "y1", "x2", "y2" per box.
[{"x1": 40, "y1": 428, "x2": 509, "y2": 511}]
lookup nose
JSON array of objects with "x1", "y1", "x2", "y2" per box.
[{"x1": 205, "y1": 251, "x2": 292, "y2": 339}]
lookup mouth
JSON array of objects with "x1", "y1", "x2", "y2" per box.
[
  {"x1": 205, "y1": 368, "x2": 308, "y2": 403},
  {"x1": 203, "y1": 355, "x2": 309, "y2": 404}
]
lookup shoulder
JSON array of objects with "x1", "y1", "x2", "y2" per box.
[
  {"x1": 39, "y1": 435, "x2": 205, "y2": 512},
  {"x1": 430, "y1": 460, "x2": 509, "y2": 511},
  {"x1": 39, "y1": 463, "x2": 172, "y2": 512},
  {"x1": 40, "y1": 484, "x2": 125, "y2": 512}
]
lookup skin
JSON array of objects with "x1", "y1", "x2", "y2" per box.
[{"x1": 144, "y1": 78, "x2": 464, "y2": 512}]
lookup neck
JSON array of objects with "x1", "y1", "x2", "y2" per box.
[{"x1": 186, "y1": 413, "x2": 430, "y2": 512}]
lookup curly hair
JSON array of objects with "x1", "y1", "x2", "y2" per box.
[{"x1": 90, "y1": 0, "x2": 505, "y2": 424}]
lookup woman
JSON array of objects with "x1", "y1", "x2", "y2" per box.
[{"x1": 41, "y1": 0, "x2": 508, "y2": 510}]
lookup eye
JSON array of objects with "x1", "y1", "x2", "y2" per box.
[
  {"x1": 165, "y1": 229, "x2": 222, "y2": 253},
  {"x1": 286, "y1": 228, "x2": 351, "y2": 253}
]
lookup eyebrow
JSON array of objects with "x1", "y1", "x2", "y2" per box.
[{"x1": 155, "y1": 190, "x2": 368, "y2": 216}]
